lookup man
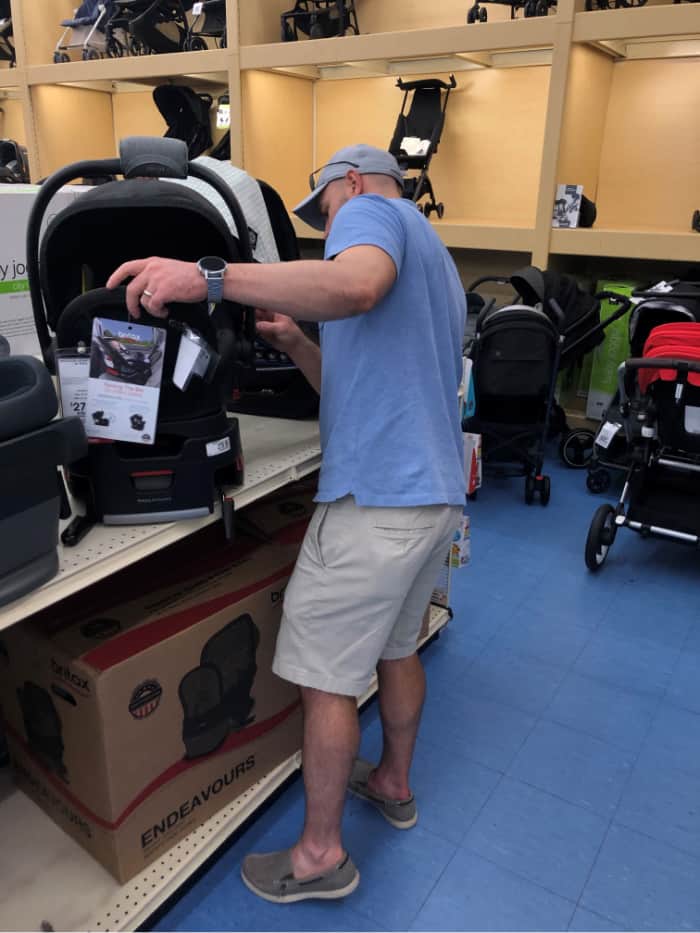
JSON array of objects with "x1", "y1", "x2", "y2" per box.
[{"x1": 107, "y1": 143, "x2": 466, "y2": 903}]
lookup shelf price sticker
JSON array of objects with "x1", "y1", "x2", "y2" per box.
[
  {"x1": 56, "y1": 351, "x2": 90, "y2": 425},
  {"x1": 217, "y1": 101, "x2": 231, "y2": 130},
  {"x1": 192, "y1": 2, "x2": 203, "y2": 13}
]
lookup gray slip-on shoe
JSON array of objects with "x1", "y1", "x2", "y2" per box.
[
  {"x1": 241, "y1": 848, "x2": 360, "y2": 903},
  {"x1": 348, "y1": 758, "x2": 418, "y2": 829}
]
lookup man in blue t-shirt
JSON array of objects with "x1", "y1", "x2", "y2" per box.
[{"x1": 108, "y1": 144, "x2": 466, "y2": 903}]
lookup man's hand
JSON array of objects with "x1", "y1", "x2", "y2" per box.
[
  {"x1": 255, "y1": 309, "x2": 306, "y2": 354},
  {"x1": 106, "y1": 257, "x2": 206, "y2": 319}
]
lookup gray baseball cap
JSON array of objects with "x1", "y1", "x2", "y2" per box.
[{"x1": 293, "y1": 144, "x2": 404, "y2": 231}]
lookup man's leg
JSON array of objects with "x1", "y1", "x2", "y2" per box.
[
  {"x1": 367, "y1": 653, "x2": 425, "y2": 801},
  {"x1": 291, "y1": 686, "x2": 360, "y2": 878}
]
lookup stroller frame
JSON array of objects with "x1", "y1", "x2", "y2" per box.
[
  {"x1": 281, "y1": 0, "x2": 359, "y2": 41},
  {"x1": 467, "y1": 0, "x2": 556, "y2": 22},
  {"x1": 53, "y1": 0, "x2": 119, "y2": 62},
  {"x1": 586, "y1": 351, "x2": 700, "y2": 570},
  {"x1": 389, "y1": 75, "x2": 457, "y2": 219}
]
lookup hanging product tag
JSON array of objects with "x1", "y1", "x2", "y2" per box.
[
  {"x1": 216, "y1": 95, "x2": 231, "y2": 130},
  {"x1": 172, "y1": 322, "x2": 219, "y2": 392},
  {"x1": 56, "y1": 347, "x2": 90, "y2": 425},
  {"x1": 192, "y1": 1, "x2": 203, "y2": 13},
  {"x1": 85, "y1": 317, "x2": 165, "y2": 444},
  {"x1": 596, "y1": 421, "x2": 622, "y2": 450}
]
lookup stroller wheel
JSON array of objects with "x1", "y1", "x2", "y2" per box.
[
  {"x1": 281, "y1": 20, "x2": 295, "y2": 41},
  {"x1": 538, "y1": 475, "x2": 551, "y2": 506},
  {"x1": 54, "y1": 52, "x2": 71, "y2": 63},
  {"x1": 560, "y1": 429, "x2": 595, "y2": 469},
  {"x1": 536, "y1": 0, "x2": 549, "y2": 12},
  {"x1": 467, "y1": 5, "x2": 479, "y2": 22},
  {"x1": 186, "y1": 35, "x2": 208, "y2": 51},
  {"x1": 479, "y1": 6, "x2": 488, "y2": 20},
  {"x1": 436, "y1": 203, "x2": 445, "y2": 219},
  {"x1": 585, "y1": 504, "x2": 617, "y2": 571},
  {"x1": 82, "y1": 47, "x2": 101, "y2": 60},
  {"x1": 524, "y1": 474, "x2": 536, "y2": 505},
  {"x1": 586, "y1": 468, "x2": 611, "y2": 494},
  {"x1": 106, "y1": 38, "x2": 124, "y2": 58},
  {"x1": 310, "y1": 21, "x2": 324, "y2": 38}
]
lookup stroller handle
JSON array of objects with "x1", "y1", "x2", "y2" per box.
[
  {"x1": 27, "y1": 137, "x2": 255, "y2": 371},
  {"x1": 618, "y1": 356, "x2": 700, "y2": 406},
  {"x1": 396, "y1": 75, "x2": 457, "y2": 92}
]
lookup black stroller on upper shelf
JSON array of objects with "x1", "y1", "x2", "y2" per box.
[
  {"x1": 105, "y1": 0, "x2": 192, "y2": 56},
  {"x1": 584, "y1": 0, "x2": 646, "y2": 10},
  {"x1": 185, "y1": 0, "x2": 226, "y2": 50},
  {"x1": 586, "y1": 281, "x2": 700, "y2": 495},
  {"x1": 53, "y1": 0, "x2": 122, "y2": 61},
  {"x1": 585, "y1": 320, "x2": 700, "y2": 571},
  {"x1": 389, "y1": 75, "x2": 457, "y2": 219},
  {"x1": 467, "y1": 0, "x2": 556, "y2": 23},
  {"x1": 463, "y1": 267, "x2": 632, "y2": 505},
  {"x1": 280, "y1": 0, "x2": 359, "y2": 41},
  {"x1": 0, "y1": 0, "x2": 15, "y2": 67}
]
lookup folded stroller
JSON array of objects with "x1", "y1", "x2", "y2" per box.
[
  {"x1": 106, "y1": 0, "x2": 191, "y2": 56},
  {"x1": 281, "y1": 0, "x2": 359, "y2": 41},
  {"x1": 0, "y1": 139, "x2": 30, "y2": 183},
  {"x1": 53, "y1": 0, "x2": 121, "y2": 62},
  {"x1": 185, "y1": 0, "x2": 226, "y2": 50},
  {"x1": 586, "y1": 281, "x2": 700, "y2": 494},
  {"x1": 389, "y1": 76, "x2": 457, "y2": 218},
  {"x1": 26, "y1": 136, "x2": 257, "y2": 543},
  {"x1": 0, "y1": 0, "x2": 15, "y2": 67},
  {"x1": 467, "y1": 0, "x2": 557, "y2": 22},
  {"x1": 585, "y1": 321, "x2": 700, "y2": 571},
  {"x1": 153, "y1": 84, "x2": 213, "y2": 159}
]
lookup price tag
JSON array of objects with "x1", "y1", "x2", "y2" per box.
[
  {"x1": 192, "y1": 2, "x2": 204, "y2": 14},
  {"x1": 596, "y1": 421, "x2": 622, "y2": 450},
  {"x1": 216, "y1": 101, "x2": 231, "y2": 129},
  {"x1": 206, "y1": 436, "x2": 232, "y2": 458},
  {"x1": 56, "y1": 352, "x2": 90, "y2": 425}
]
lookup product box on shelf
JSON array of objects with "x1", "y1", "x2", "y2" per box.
[
  {"x1": 0, "y1": 185, "x2": 89, "y2": 357},
  {"x1": 0, "y1": 521, "x2": 308, "y2": 883},
  {"x1": 586, "y1": 280, "x2": 640, "y2": 420}
]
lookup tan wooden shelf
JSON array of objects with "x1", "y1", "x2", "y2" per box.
[
  {"x1": 550, "y1": 228, "x2": 700, "y2": 263},
  {"x1": 573, "y1": 2, "x2": 700, "y2": 44}
]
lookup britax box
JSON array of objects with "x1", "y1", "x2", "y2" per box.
[
  {"x1": 0, "y1": 185, "x2": 89, "y2": 356},
  {"x1": 0, "y1": 525, "x2": 305, "y2": 883}
]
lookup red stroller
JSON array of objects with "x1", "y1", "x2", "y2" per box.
[{"x1": 585, "y1": 322, "x2": 700, "y2": 570}]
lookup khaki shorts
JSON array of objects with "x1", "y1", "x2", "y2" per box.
[{"x1": 272, "y1": 496, "x2": 462, "y2": 697}]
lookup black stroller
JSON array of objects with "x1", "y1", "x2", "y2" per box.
[
  {"x1": 0, "y1": 139, "x2": 30, "y2": 183},
  {"x1": 389, "y1": 76, "x2": 457, "y2": 219},
  {"x1": 105, "y1": 0, "x2": 191, "y2": 56},
  {"x1": 467, "y1": 0, "x2": 556, "y2": 21},
  {"x1": 0, "y1": 0, "x2": 15, "y2": 67},
  {"x1": 53, "y1": 0, "x2": 121, "y2": 62},
  {"x1": 585, "y1": 321, "x2": 700, "y2": 571},
  {"x1": 281, "y1": 0, "x2": 360, "y2": 41},
  {"x1": 26, "y1": 136, "x2": 257, "y2": 544},
  {"x1": 586, "y1": 281, "x2": 700, "y2": 494},
  {"x1": 185, "y1": 0, "x2": 226, "y2": 50},
  {"x1": 463, "y1": 268, "x2": 632, "y2": 504},
  {"x1": 153, "y1": 84, "x2": 213, "y2": 159}
]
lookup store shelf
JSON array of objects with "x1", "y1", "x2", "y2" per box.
[
  {"x1": 574, "y1": 3, "x2": 700, "y2": 44},
  {"x1": 24, "y1": 48, "x2": 230, "y2": 87},
  {"x1": 549, "y1": 227, "x2": 700, "y2": 262},
  {"x1": 0, "y1": 69, "x2": 19, "y2": 88},
  {"x1": 291, "y1": 215, "x2": 535, "y2": 253},
  {"x1": 0, "y1": 415, "x2": 321, "y2": 632},
  {"x1": 240, "y1": 19, "x2": 560, "y2": 73},
  {"x1": 0, "y1": 604, "x2": 450, "y2": 933}
]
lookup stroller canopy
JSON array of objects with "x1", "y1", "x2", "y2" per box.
[{"x1": 153, "y1": 84, "x2": 213, "y2": 159}]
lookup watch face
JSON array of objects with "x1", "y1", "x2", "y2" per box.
[{"x1": 199, "y1": 256, "x2": 227, "y2": 274}]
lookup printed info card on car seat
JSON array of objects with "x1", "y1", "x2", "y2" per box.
[{"x1": 86, "y1": 317, "x2": 165, "y2": 445}]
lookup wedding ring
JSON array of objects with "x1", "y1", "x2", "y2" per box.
[{"x1": 143, "y1": 288, "x2": 153, "y2": 298}]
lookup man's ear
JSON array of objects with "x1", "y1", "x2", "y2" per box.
[{"x1": 347, "y1": 168, "x2": 363, "y2": 195}]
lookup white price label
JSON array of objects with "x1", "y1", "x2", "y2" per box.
[
  {"x1": 596, "y1": 421, "x2": 622, "y2": 450},
  {"x1": 216, "y1": 103, "x2": 231, "y2": 130},
  {"x1": 56, "y1": 355, "x2": 90, "y2": 424},
  {"x1": 206, "y1": 436, "x2": 232, "y2": 457},
  {"x1": 192, "y1": 2, "x2": 204, "y2": 14}
]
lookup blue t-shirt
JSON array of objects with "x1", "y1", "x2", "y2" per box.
[{"x1": 315, "y1": 194, "x2": 466, "y2": 507}]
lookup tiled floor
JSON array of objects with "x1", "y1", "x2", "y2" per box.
[{"x1": 150, "y1": 455, "x2": 700, "y2": 932}]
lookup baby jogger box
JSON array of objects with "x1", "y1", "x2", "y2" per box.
[{"x1": 0, "y1": 519, "x2": 308, "y2": 882}]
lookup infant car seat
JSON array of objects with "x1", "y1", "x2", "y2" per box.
[
  {"x1": 16, "y1": 681, "x2": 67, "y2": 780},
  {"x1": 0, "y1": 343, "x2": 86, "y2": 606},
  {"x1": 0, "y1": 139, "x2": 30, "y2": 184}
]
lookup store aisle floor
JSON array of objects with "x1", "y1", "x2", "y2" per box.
[{"x1": 150, "y1": 457, "x2": 700, "y2": 932}]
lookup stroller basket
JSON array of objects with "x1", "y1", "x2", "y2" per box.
[{"x1": 389, "y1": 75, "x2": 457, "y2": 219}]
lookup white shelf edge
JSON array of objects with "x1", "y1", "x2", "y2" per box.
[
  {"x1": 0, "y1": 415, "x2": 321, "y2": 632},
  {"x1": 0, "y1": 606, "x2": 450, "y2": 933}
]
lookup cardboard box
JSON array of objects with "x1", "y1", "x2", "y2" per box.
[
  {"x1": 463, "y1": 433, "x2": 482, "y2": 496},
  {"x1": 0, "y1": 528, "x2": 306, "y2": 883},
  {"x1": 450, "y1": 510, "x2": 471, "y2": 569},
  {"x1": 0, "y1": 185, "x2": 89, "y2": 357},
  {"x1": 586, "y1": 280, "x2": 640, "y2": 420}
]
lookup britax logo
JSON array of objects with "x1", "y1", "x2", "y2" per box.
[
  {"x1": 51, "y1": 658, "x2": 90, "y2": 696},
  {"x1": 141, "y1": 754, "x2": 255, "y2": 849}
]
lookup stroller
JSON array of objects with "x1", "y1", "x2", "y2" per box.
[
  {"x1": 26, "y1": 136, "x2": 257, "y2": 544},
  {"x1": 53, "y1": 0, "x2": 122, "y2": 62},
  {"x1": 464, "y1": 267, "x2": 633, "y2": 502},
  {"x1": 105, "y1": 0, "x2": 191, "y2": 56},
  {"x1": 185, "y1": 0, "x2": 226, "y2": 50},
  {"x1": 467, "y1": 0, "x2": 556, "y2": 21},
  {"x1": 0, "y1": 139, "x2": 30, "y2": 183},
  {"x1": 280, "y1": 0, "x2": 360, "y2": 41},
  {"x1": 0, "y1": 0, "x2": 15, "y2": 67},
  {"x1": 389, "y1": 76, "x2": 457, "y2": 219},
  {"x1": 586, "y1": 281, "x2": 700, "y2": 494},
  {"x1": 585, "y1": 321, "x2": 700, "y2": 571},
  {"x1": 153, "y1": 84, "x2": 213, "y2": 159}
]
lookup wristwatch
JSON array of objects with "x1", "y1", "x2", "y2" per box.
[{"x1": 197, "y1": 256, "x2": 227, "y2": 305}]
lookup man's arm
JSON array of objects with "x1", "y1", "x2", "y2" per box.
[{"x1": 106, "y1": 245, "x2": 397, "y2": 321}]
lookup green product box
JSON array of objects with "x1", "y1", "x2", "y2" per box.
[{"x1": 586, "y1": 279, "x2": 640, "y2": 420}]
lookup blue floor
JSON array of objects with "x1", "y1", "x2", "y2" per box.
[{"x1": 151, "y1": 456, "x2": 700, "y2": 932}]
